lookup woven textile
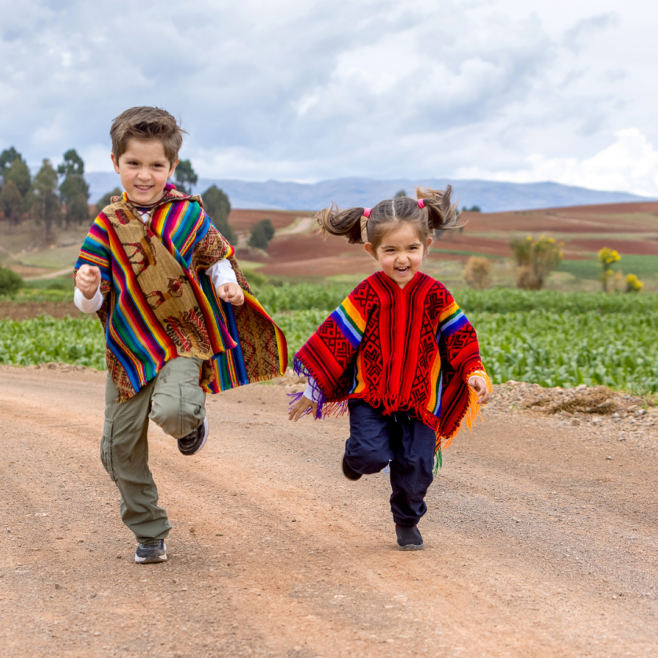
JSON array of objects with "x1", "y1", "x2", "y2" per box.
[
  {"x1": 75, "y1": 188, "x2": 287, "y2": 401},
  {"x1": 293, "y1": 271, "x2": 489, "y2": 451}
]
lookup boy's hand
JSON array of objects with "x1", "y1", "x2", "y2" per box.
[
  {"x1": 289, "y1": 396, "x2": 317, "y2": 422},
  {"x1": 468, "y1": 376, "x2": 491, "y2": 405},
  {"x1": 77, "y1": 264, "x2": 102, "y2": 300},
  {"x1": 217, "y1": 282, "x2": 244, "y2": 306}
]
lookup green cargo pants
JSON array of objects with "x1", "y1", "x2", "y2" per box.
[{"x1": 101, "y1": 356, "x2": 206, "y2": 544}]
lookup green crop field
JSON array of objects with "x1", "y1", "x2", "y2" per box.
[{"x1": 2, "y1": 286, "x2": 658, "y2": 394}]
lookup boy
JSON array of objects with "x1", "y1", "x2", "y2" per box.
[{"x1": 74, "y1": 107, "x2": 287, "y2": 564}]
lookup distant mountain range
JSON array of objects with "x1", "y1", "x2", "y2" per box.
[{"x1": 85, "y1": 172, "x2": 650, "y2": 213}]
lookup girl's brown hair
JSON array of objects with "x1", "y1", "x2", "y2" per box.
[
  {"x1": 110, "y1": 106, "x2": 186, "y2": 167},
  {"x1": 316, "y1": 186, "x2": 460, "y2": 250}
]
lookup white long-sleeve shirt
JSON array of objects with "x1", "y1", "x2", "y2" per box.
[{"x1": 74, "y1": 208, "x2": 238, "y2": 314}]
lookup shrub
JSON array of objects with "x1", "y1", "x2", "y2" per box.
[
  {"x1": 626, "y1": 273, "x2": 644, "y2": 293},
  {"x1": 511, "y1": 236, "x2": 563, "y2": 290},
  {"x1": 0, "y1": 265, "x2": 23, "y2": 296},
  {"x1": 248, "y1": 219, "x2": 275, "y2": 250},
  {"x1": 463, "y1": 256, "x2": 492, "y2": 289}
]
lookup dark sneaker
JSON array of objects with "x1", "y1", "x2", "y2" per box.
[
  {"x1": 135, "y1": 539, "x2": 167, "y2": 564},
  {"x1": 396, "y1": 525, "x2": 425, "y2": 551},
  {"x1": 177, "y1": 417, "x2": 209, "y2": 456},
  {"x1": 342, "y1": 453, "x2": 362, "y2": 481}
]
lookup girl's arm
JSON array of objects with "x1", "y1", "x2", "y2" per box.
[
  {"x1": 290, "y1": 280, "x2": 372, "y2": 419},
  {"x1": 437, "y1": 291, "x2": 492, "y2": 404},
  {"x1": 467, "y1": 374, "x2": 491, "y2": 404}
]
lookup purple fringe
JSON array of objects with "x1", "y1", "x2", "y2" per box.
[{"x1": 288, "y1": 356, "x2": 328, "y2": 419}]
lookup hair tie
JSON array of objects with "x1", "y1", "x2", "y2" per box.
[
  {"x1": 363, "y1": 208, "x2": 371, "y2": 218},
  {"x1": 417, "y1": 199, "x2": 425, "y2": 209}
]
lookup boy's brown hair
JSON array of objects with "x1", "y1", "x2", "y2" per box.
[{"x1": 110, "y1": 107, "x2": 185, "y2": 166}]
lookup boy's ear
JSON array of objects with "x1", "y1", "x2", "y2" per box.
[
  {"x1": 168, "y1": 159, "x2": 179, "y2": 178},
  {"x1": 111, "y1": 153, "x2": 120, "y2": 174}
]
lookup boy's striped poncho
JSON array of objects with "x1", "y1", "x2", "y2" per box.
[
  {"x1": 74, "y1": 187, "x2": 287, "y2": 402},
  {"x1": 293, "y1": 271, "x2": 490, "y2": 451}
]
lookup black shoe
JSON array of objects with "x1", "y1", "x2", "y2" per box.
[
  {"x1": 177, "y1": 417, "x2": 209, "y2": 456},
  {"x1": 396, "y1": 525, "x2": 425, "y2": 551},
  {"x1": 342, "y1": 454, "x2": 362, "y2": 481},
  {"x1": 135, "y1": 539, "x2": 167, "y2": 564}
]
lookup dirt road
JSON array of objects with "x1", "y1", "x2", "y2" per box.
[{"x1": 1, "y1": 367, "x2": 658, "y2": 657}]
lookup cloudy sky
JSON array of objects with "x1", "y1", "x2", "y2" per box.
[{"x1": 1, "y1": 0, "x2": 657, "y2": 195}]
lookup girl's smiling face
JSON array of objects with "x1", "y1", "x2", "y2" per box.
[{"x1": 365, "y1": 222, "x2": 433, "y2": 288}]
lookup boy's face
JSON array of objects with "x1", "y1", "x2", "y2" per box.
[{"x1": 111, "y1": 138, "x2": 178, "y2": 206}]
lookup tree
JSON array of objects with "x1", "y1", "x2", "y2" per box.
[
  {"x1": 32, "y1": 159, "x2": 61, "y2": 239},
  {"x1": 248, "y1": 218, "x2": 275, "y2": 250},
  {"x1": 60, "y1": 174, "x2": 90, "y2": 225},
  {"x1": 57, "y1": 149, "x2": 85, "y2": 177},
  {"x1": 174, "y1": 159, "x2": 198, "y2": 195},
  {"x1": 0, "y1": 180, "x2": 23, "y2": 224},
  {"x1": 395, "y1": 190, "x2": 407, "y2": 198},
  {"x1": 58, "y1": 149, "x2": 90, "y2": 225},
  {"x1": 511, "y1": 235, "x2": 563, "y2": 290},
  {"x1": 202, "y1": 185, "x2": 235, "y2": 243},
  {"x1": 96, "y1": 187, "x2": 123, "y2": 211},
  {"x1": 3, "y1": 157, "x2": 31, "y2": 198},
  {"x1": 0, "y1": 147, "x2": 21, "y2": 176}
]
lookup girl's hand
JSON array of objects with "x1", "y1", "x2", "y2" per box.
[
  {"x1": 77, "y1": 264, "x2": 102, "y2": 300},
  {"x1": 217, "y1": 282, "x2": 244, "y2": 306},
  {"x1": 468, "y1": 375, "x2": 491, "y2": 405},
  {"x1": 289, "y1": 396, "x2": 317, "y2": 422}
]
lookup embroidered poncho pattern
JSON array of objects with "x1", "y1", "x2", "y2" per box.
[
  {"x1": 74, "y1": 189, "x2": 287, "y2": 401},
  {"x1": 293, "y1": 271, "x2": 489, "y2": 451}
]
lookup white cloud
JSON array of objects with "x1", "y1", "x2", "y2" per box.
[
  {"x1": 0, "y1": 0, "x2": 658, "y2": 195},
  {"x1": 456, "y1": 129, "x2": 658, "y2": 196}
]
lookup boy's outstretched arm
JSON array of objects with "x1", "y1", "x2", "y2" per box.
[
  {"x1": 216, "y1": 282, "x2": 244, "y2": 306},
  {"x1": 77, "y1": 264, "x2": 102, "y2": 299}
]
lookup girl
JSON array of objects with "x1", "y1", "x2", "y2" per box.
[{"x1": 289, "y1": 187, "x2": 491, "y2": 551}]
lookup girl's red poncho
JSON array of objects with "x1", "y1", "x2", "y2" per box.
[{"x1": 293, "y1": 271, "x2": 490, "y2": 451}]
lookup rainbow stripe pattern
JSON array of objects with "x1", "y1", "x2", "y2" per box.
[{"x1": 75, "y1": 193, "x2": 286, "y2": 399}]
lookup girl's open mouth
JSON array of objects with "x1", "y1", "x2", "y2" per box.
[{"x1": 395, "y1": 267, "x2": 410, "y2": 274}]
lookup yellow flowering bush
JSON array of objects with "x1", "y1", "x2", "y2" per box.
[
  {"x1": 598, "y1": 247, "x2": 622, "y2": 292},
  {"x1": 625, "y1": 273, "x2": 644, "y2": 293}
]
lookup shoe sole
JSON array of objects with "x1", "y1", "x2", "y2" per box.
[
  {"x1": 135, "y1": 554, "x2": 168, "y2": 564},
  {"x1": 179, "y1": 417, "x2": 209, "y2": 456},
  {"x1": 135, "y1": 543, "x2": 168, "y2": 564},
  {"x1": 342, "y1": 455, "x2": 362, "y2": 481},
  {"x1": 196, "y1": 417, "x2": 209, "y2": 453},
  {"x1": 397, "y1": 543, "x2": 425, "y2": 551}
]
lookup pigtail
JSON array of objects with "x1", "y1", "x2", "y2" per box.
[
  {"x1": 416, "y1": 185, "x2": 460, "y2": 231},
  {"x1": 316, "y1": 203, "x2": 367, "y2": 244}
]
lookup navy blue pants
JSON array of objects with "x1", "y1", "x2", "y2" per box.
[{"x1": 344, "y1": 399, "x2": 436, "y2": 526}]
